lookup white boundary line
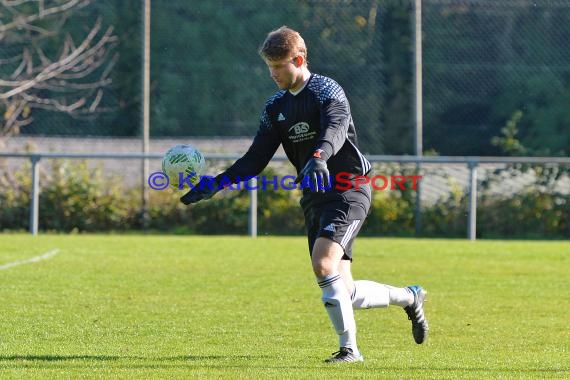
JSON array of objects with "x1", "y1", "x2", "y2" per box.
[{"x1": 0, "y1": 249, "x2": 60, "y2": 271}]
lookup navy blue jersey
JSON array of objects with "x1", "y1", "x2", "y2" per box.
[{"x1": 220, "y1": 73, "x2": 371, "y2": 184}]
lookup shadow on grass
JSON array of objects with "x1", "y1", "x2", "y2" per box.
[
  {"x1": 0, "y1": 355, "x2": 121, "y2": 362},
  {"x1": 0, "y1": 354, "x2": 270, "y2": 362},
  {"x1": 1, "y1": 355, "x2": 567, "y2": 375}
]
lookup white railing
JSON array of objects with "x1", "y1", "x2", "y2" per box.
[{"x1": 1, "y1": 152, "x2": 569, "y2": 239}]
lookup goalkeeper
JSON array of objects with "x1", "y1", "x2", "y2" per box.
[{"x1": 181, "y1": 26, "x2": 429, "y2": 363}]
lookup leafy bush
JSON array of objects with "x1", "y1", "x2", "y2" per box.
[
  {"x1": 479, "y1": 192, "x2": 569, "y2": 238},
  {"x1": 38, "y1": 160, "x2": 137, "y2": 232},
  {"x1": 0, "y1": 161, "x2": 32, "y2": 231},
  {"x1": 1, "y1": 161, "x2": 568, "y2": 238}
]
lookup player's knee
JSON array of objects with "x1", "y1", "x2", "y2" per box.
[
  {"x1": 312, "y1": 257, "x2": 337, "y2": 278},
  {"x1": 312, "y1": 262, "x2": 330, "y2": 278},
  {"x1": 311, "y1": 238, "x2": 344, "y2": 277}
]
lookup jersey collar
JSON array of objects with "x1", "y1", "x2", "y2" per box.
[{"x1": 289, "y1": 71, "x2": 312, "y2": 96}]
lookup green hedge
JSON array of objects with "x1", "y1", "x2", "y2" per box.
[{"x1": 0, "y1": 161, "x2": 568, "y2": 238}]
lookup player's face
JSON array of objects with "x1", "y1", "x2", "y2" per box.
[{"x1": 264, "y1": 56, "x2": 304, "y2": 91}]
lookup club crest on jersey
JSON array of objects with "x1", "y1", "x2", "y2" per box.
[{"x1": 288, "y1": 122, "x2": 317, "y2": 143}]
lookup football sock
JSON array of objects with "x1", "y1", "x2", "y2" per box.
[
  {"x1": 386, "y1": 285, "x2": 414, "y2": 307},
  {"x1": 351, "y1": 281, "x2": 414, "y2": 308},
  {"x1": 351, "y1": 280, "x2": 390, "y2": 309},
  {"x1": 318, "y1": 273, "x2": 358, "y2": 354}
]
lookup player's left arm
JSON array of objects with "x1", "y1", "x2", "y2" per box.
[
  {"x1": 312, "y1": 84, "x2": 351, "y2": 161},
  {"x1": 295, "y1": 83, "x2": 350, "y2": 192}
]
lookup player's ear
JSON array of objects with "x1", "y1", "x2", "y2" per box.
[{"x1": 295, "y1": 56, "x2": 303, "y2": 67}]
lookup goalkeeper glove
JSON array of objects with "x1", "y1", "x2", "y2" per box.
[
  {"x1": 180, "y1": 176, "x2": 220, "y2": 205},
  {"x1": 295, "y1": 151, "x2": 330, "y2": 193}
]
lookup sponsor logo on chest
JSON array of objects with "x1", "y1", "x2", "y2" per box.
[{"x1": 287, "y1": 122, "x2": 317, "y2": 143}]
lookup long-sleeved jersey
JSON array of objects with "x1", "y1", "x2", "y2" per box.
[{"x1": 219, "y1": 73, "x2": 371, "y2": 185}]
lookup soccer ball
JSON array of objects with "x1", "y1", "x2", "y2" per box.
[{"x1": 161, "y1": 144, "x2": 206, "y2": 189}]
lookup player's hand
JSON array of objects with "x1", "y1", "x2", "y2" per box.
[
  {"x1": 295, "y1": 156, "x2": 330, "y2": 193},
  {"x1": 180, "y1": 177, "x2": 220, "y2": 205}
]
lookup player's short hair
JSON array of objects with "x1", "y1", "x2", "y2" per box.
[{"x1": 259, "y1": 26, "x2": 307, "y2": 64}]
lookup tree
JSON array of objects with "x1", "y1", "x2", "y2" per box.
[{"x1": 0, "y1": 0, "x2": 117, "y2": 137}]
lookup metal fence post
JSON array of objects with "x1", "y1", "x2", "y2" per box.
[
  {"x1": 30, "y1": 155, "x2": 41, "y2": 235},
  {"x1": 248, "y1": 177, "x2": 257, "y2": 237},
  {"x1": 413, "y1": 0, "x2": 424, "y2": 236},
  {"x1": 141, "y1": 0, "x2": 151, "y2": 228},
  {"x1": 467, "y1": 161, "x2": 478, "y2": 240},
  {"x1": 415, "y1": 162, "x2": 422, "y2": 236}
]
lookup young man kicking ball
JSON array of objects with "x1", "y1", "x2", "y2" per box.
[{"x1": 181, "y1": 26, "x2": 428, "y2": 362}]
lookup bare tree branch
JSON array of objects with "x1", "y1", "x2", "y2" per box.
[
  {"x1": 1, "y1": 99, "x2": 32, "y2": 136},
  {"x1": 0, "y1": 0, "x2": 91, "y2": 36},
  {"x1": 0, "y1": 1, "x2": 118, "y2": 136},
  {"x1": 21, "y1": 92, "x2": 86, "y2": 112},
  {"x1": 88, "y1": 89, "x2": 102, "y2": 112},
  {"x1": 9, "y1": 51, "x2": 27, "y2": 80},
  {"x1": 34, "y1": 43, "x2": 52, "y2": 67},
  {"x1": 0, "y1": 55, "x2": 22, "y2": 65},
  {"x1": 0, "y1": 18, "x2": 112, "y2": 99}
]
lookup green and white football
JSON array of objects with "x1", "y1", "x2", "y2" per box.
[{"x1": 161, "y1": 144, "x2": 206, "y2": 189}]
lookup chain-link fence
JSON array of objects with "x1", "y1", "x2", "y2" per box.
[
  {"x1": 1, "y1": 1, "x2": 569, "y2": 237},
  {"x1": 2, "y1": 0, "x2": 569, "y2": 156},
  {"x1": 423, "y1": 0, "x2": 570, "y2": 156},
  {"x1": 148, "y1": 0, "x2": 390, "y2": 154}
]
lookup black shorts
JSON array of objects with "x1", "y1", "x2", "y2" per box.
[{"x1": 300, "y1": 183, "x2": 371, "y2": 261}]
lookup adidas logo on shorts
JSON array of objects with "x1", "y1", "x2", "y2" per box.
[{"x1": 323, "y1": 224, "x2": 336, "y2": 232}]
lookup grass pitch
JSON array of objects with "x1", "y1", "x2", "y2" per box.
[{"x1": 0, "y1": 235, "x2": 568, "y2": 379}]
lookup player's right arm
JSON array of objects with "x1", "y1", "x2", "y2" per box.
[
  {"x1": 219, "y1": 108, "x2": 281, "y2": 184},
  {"x1": 180, "y1": 108, "x2": 281, "y2": 205}
]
